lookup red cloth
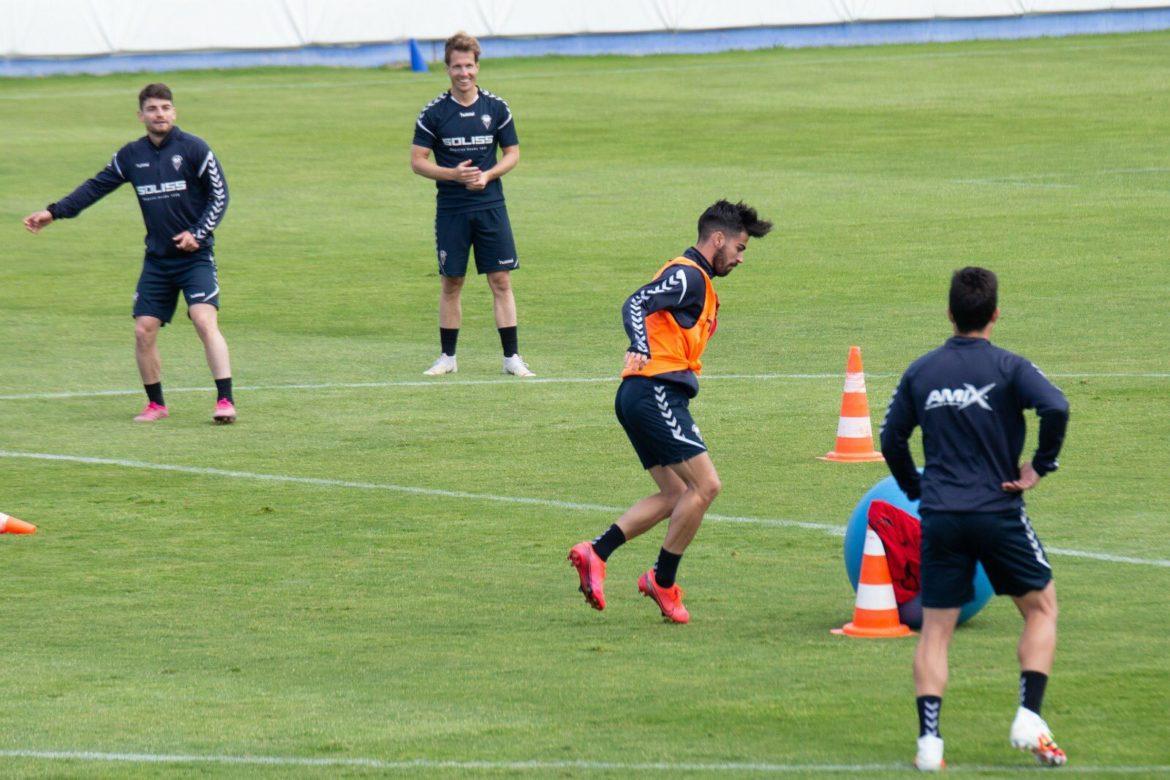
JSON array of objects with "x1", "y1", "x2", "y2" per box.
[{"x1": 866, "y1": 500, "x2": 921, "y2": 605}]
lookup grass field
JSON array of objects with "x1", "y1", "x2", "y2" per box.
[{"x1": 2, "y1": 30, "x2": 1170, "y2": 777}]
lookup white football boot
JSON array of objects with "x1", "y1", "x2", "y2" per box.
[
  {"x1": 502, "y1": 354, "x2": 535, "y2": 377},
  {"x1": 1010, "y1": 707, "x2": 1068, "y2": 766},
  {"x1": 914, "y1": 735, "x2": 945, "y2": 772},
  {"x1": 423, "y1": 354, "x2": 457, "y2": 376}
]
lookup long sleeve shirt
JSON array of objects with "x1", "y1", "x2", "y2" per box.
[
  {"x1": 48, "y1": 126, "x2": 228, "y2": 260},
  {"x1": 879, "y1": 336, "x2": 1069, "y2": 512}
]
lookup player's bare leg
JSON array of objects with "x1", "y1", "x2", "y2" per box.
[
  {"x1": 134, "y1": 315, "x2": 163, "y2": 385},
  {"x1": 636, "y1": 453, "x2": 721, "y2": 624},
  {"x1": 1009, "y1": 582, "x2": 1065, "y2": 765},
  {"x1": 425, "y1": 276, "x2": 464, "y2": 375},
  {"x1": 133, "y1": 315, "x2": 169, "y2": 421},
  {"x1": 913, "y1": 607, "x2": 959, "y2": 771},
  {"x1": 487, "y1": 270, "x2": 515, "y2": 328},
  {"x1": 439, "y1": 275, "x2": 465, "y2": 329},
  {"x1": 615, "y1": 466, "x2": 688, "y2": 541},
  {"x1": 190, "y1": 303, "x2": 231, "y2": 380},
  {"x1": 915, "y1": 607, "x2": 959, "y2": 697},
  {"x1": 569, "y1": 467, "x2": 685, "y2": 611},
  {"x1": 1013, "y1": 582, "x2": 1057, "y2": 674},
  {"x1": 190, "y1": 303, "x2": 235, "y2": 423},
  {"x1": 489, "y1": 271, "x2": 533, "y2": 376},
  {"x1": 661, "y1": 452, "x2": 721, "y2": 553}
]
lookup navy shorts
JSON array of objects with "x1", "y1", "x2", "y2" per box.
[
  {"x1": 615, "y1": 376, "x2": 708, "y2": 470},
  {"x1": 435, "y1": 206, "x2": 518, "y2": 277},
  {"x1": 133, "y1": 254, "x2": 220, "y2": 325},
  {"x1": 920, "y1": 508, "x2": 1053, "y2": 608}
]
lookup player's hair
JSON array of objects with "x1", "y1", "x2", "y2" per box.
[
  {"x1": 949, "y1": 266, "x2": 998, "y2": 333},
  {"x1": 697, "y1": 200, "x2": 773, "y2": 242},
  {"x1": 138, "y1": 83, "x2": 173, "y2": 108},
  {"x1": 445, "y1": 32, "x2": 481, "y2": 65}
]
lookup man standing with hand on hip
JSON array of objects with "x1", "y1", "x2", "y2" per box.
[{"x1": 880, "y1": 267, "x2": 1070, "y2": 771}]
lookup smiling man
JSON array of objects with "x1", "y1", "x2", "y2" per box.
[
  {"x1": 23, "y1": 83, "x2": 235, "y2": 424},
  {"x1": 569, "y1": 201, "x2": 773, "y2": 624},
  {"x1": 411, "y1": 31, "x2": 531, "y2": 377}
]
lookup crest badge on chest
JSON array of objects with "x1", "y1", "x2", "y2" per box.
[
  {"x1": 171, "y1": 154, "x2": 183, "y2": 171},
  {"x1": 481, "y1": 114, "x2": 492, "y2": 130}
]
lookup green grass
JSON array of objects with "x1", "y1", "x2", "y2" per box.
[{"x1": 2, "y1": 31, "x2": 1170, "y2": 777}]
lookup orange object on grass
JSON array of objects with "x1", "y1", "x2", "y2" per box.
[
  {"x1": 820, "y1": 345, "x2": 885, "y2": 462},
  {"x1": 832, "y1": 527, "x2": 913, "y2": 638},
  {"x1": 0, "y1": 512, "x2": 36, "y2": 534}
]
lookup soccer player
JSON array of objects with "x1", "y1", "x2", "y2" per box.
[
  {"x1": 568, "y1": 201, "x2": 773, "y2": 624},
  {"x1": 879, "y1": 267, "x2": 1070, "y2": 771},
  {"x1": 411, "y1": 32, "x2": 533, "y2": 377},
  {"x1": 23, "y1": 83, "x2": 235, "y2": 424}
]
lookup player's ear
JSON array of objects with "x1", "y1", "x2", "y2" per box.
[
  {"x1": 990, "y1": 307, "x2": 1000, "y2": 324},
  {"x1": 946, "y1": 308, "x2": 955, "y2": 325}
]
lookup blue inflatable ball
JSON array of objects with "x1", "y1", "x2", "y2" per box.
[{"x1": 844, "y1": 475, "x2": 993, "y2": 628}]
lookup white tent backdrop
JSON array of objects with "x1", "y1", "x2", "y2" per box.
[{"x1": 2, "y1": 0, "x2": 1168, "y2": 58}]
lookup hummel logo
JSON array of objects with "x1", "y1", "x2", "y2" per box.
[
  {"x1": 925, "y1": 382, "x2": 995, "y2": 411},
  {"x1": 135, "y1": 162, "x2": 150, "y2": 168},
  {"x1": 459, "y1": 111, "x2": 475, "y2": 117}
]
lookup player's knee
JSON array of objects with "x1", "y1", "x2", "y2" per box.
[
  {"x1": 134, "y1": 321, "x2": 158, "y2": 344},
  {"x1": 487, "y1": 273, "x2": 511, "y2": 294},
  {"x1": 695, "y1": 475, "x2": 721, "y2": 503}
]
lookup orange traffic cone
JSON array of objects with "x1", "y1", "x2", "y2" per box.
[
  {"x1": 0, "y1": 512, "x2": 36, "y2": 534},
  {"x1": 832, "y1": 528, "x2": 913, "y2": 638},
  {"x1": 820, "y1": 346, "x2": 884, "y2": 462}
]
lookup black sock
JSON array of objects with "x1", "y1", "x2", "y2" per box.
[
  {"x1": 440, "y1": 328, "x2": 458, "y2": 356},
  {"x1": 215, "y1": 377, "x2": 233, "y2": 403},
  {"x1": 590, "y1": 524, "x2": 626, "y2": 562},
  {"x1": 144, "y1": 382, "x2": 165, "y2": 406},
  {"x1": 1020, "y1": 670, "x2": 1048, "y2": 716},
  {"x1": 917, "y1": 695, "x2": 942, "y2": 738},
  {"x1": 498, "y1": 326, "x2": 518, "y2": 357},
  {"x1": 653, "y1": 548, "x2": 682, "y2": 588}
]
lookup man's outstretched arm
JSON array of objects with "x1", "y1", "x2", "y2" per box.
[{"x1": 24, "y1": 153, "x2": 127, "y2": 232}]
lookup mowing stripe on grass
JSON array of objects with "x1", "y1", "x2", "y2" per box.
[
  {"x1": 0, "y1": 371, "x2": 1165, "y2": 401},
  {"x1": 2, "y1": 449, "x2": 1167, "y2": 569},
  {"x1": 3, "y1": 34, "x2": 1169, "y2": 103},
  {"x1": 0, "y1": 750, "x2": 1166, "y2": 773}
]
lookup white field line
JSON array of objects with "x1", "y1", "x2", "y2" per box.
[
  {"x1": 2, "y1": 449, "x2": 1168, "y2": 569},
  {"x1": 1, "y1": 35, "x2": 1168, "y2": 101},
  {"x1": 0, "y1": 371, "x2": 1166, "y2": 402},
  {"x1": 951, "y1": 166, "x2": 1170, "y2": 188},
  {"x1": 0, "y1": 751, "x2": 1166, "y2": 774}
]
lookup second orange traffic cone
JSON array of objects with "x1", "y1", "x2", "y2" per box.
[
  {"x1": 0, "y1": 512, "x2": 36, "y2": 534},
  {"x1": 820, "y1": 345, "x2": 884, "y2": 462},
  {"x1": 832, "y1": 528, "x2": 913, "y2": 638}
]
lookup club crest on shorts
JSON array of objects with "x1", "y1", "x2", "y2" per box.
[
  {"x1": 171, "y1": 154, "x2": 183, "y2": 171},
  {"x1": 481, "y1": 114, "x2": 492, "y2": 130}
]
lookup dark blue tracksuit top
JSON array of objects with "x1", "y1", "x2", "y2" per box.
[
  {"x1": 47, "y1": 126, "x2": 228, "y2": 260},
  {"x1": 879, "y1": 337, "x2": 1070, "y2": 513}
]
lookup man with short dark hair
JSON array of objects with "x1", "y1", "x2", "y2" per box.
[
  {"x1": 568, "y1": 200, "x2": 773, "y2": 624},
  {"x1": 880, "y1": 267, "x2": 1070, "y2": 771},
  {"x1": 23, "y1": 83, "x2": 236, "y2": 423},
  {"x1": 411, "y1": 31, "x2": 531, "y2": 377}
]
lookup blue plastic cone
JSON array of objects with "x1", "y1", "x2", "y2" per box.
[{"x1": 409, "y1": 39, "x2": 428, "y2": 72}]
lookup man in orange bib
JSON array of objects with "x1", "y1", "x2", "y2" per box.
[{"x1": 569, "y1": 201, "x2": 773, "y2": 623}]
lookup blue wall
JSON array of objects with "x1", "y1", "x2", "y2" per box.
[{"x1": 4, "y1": 7, "x2": 1170, "y2": 78}]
